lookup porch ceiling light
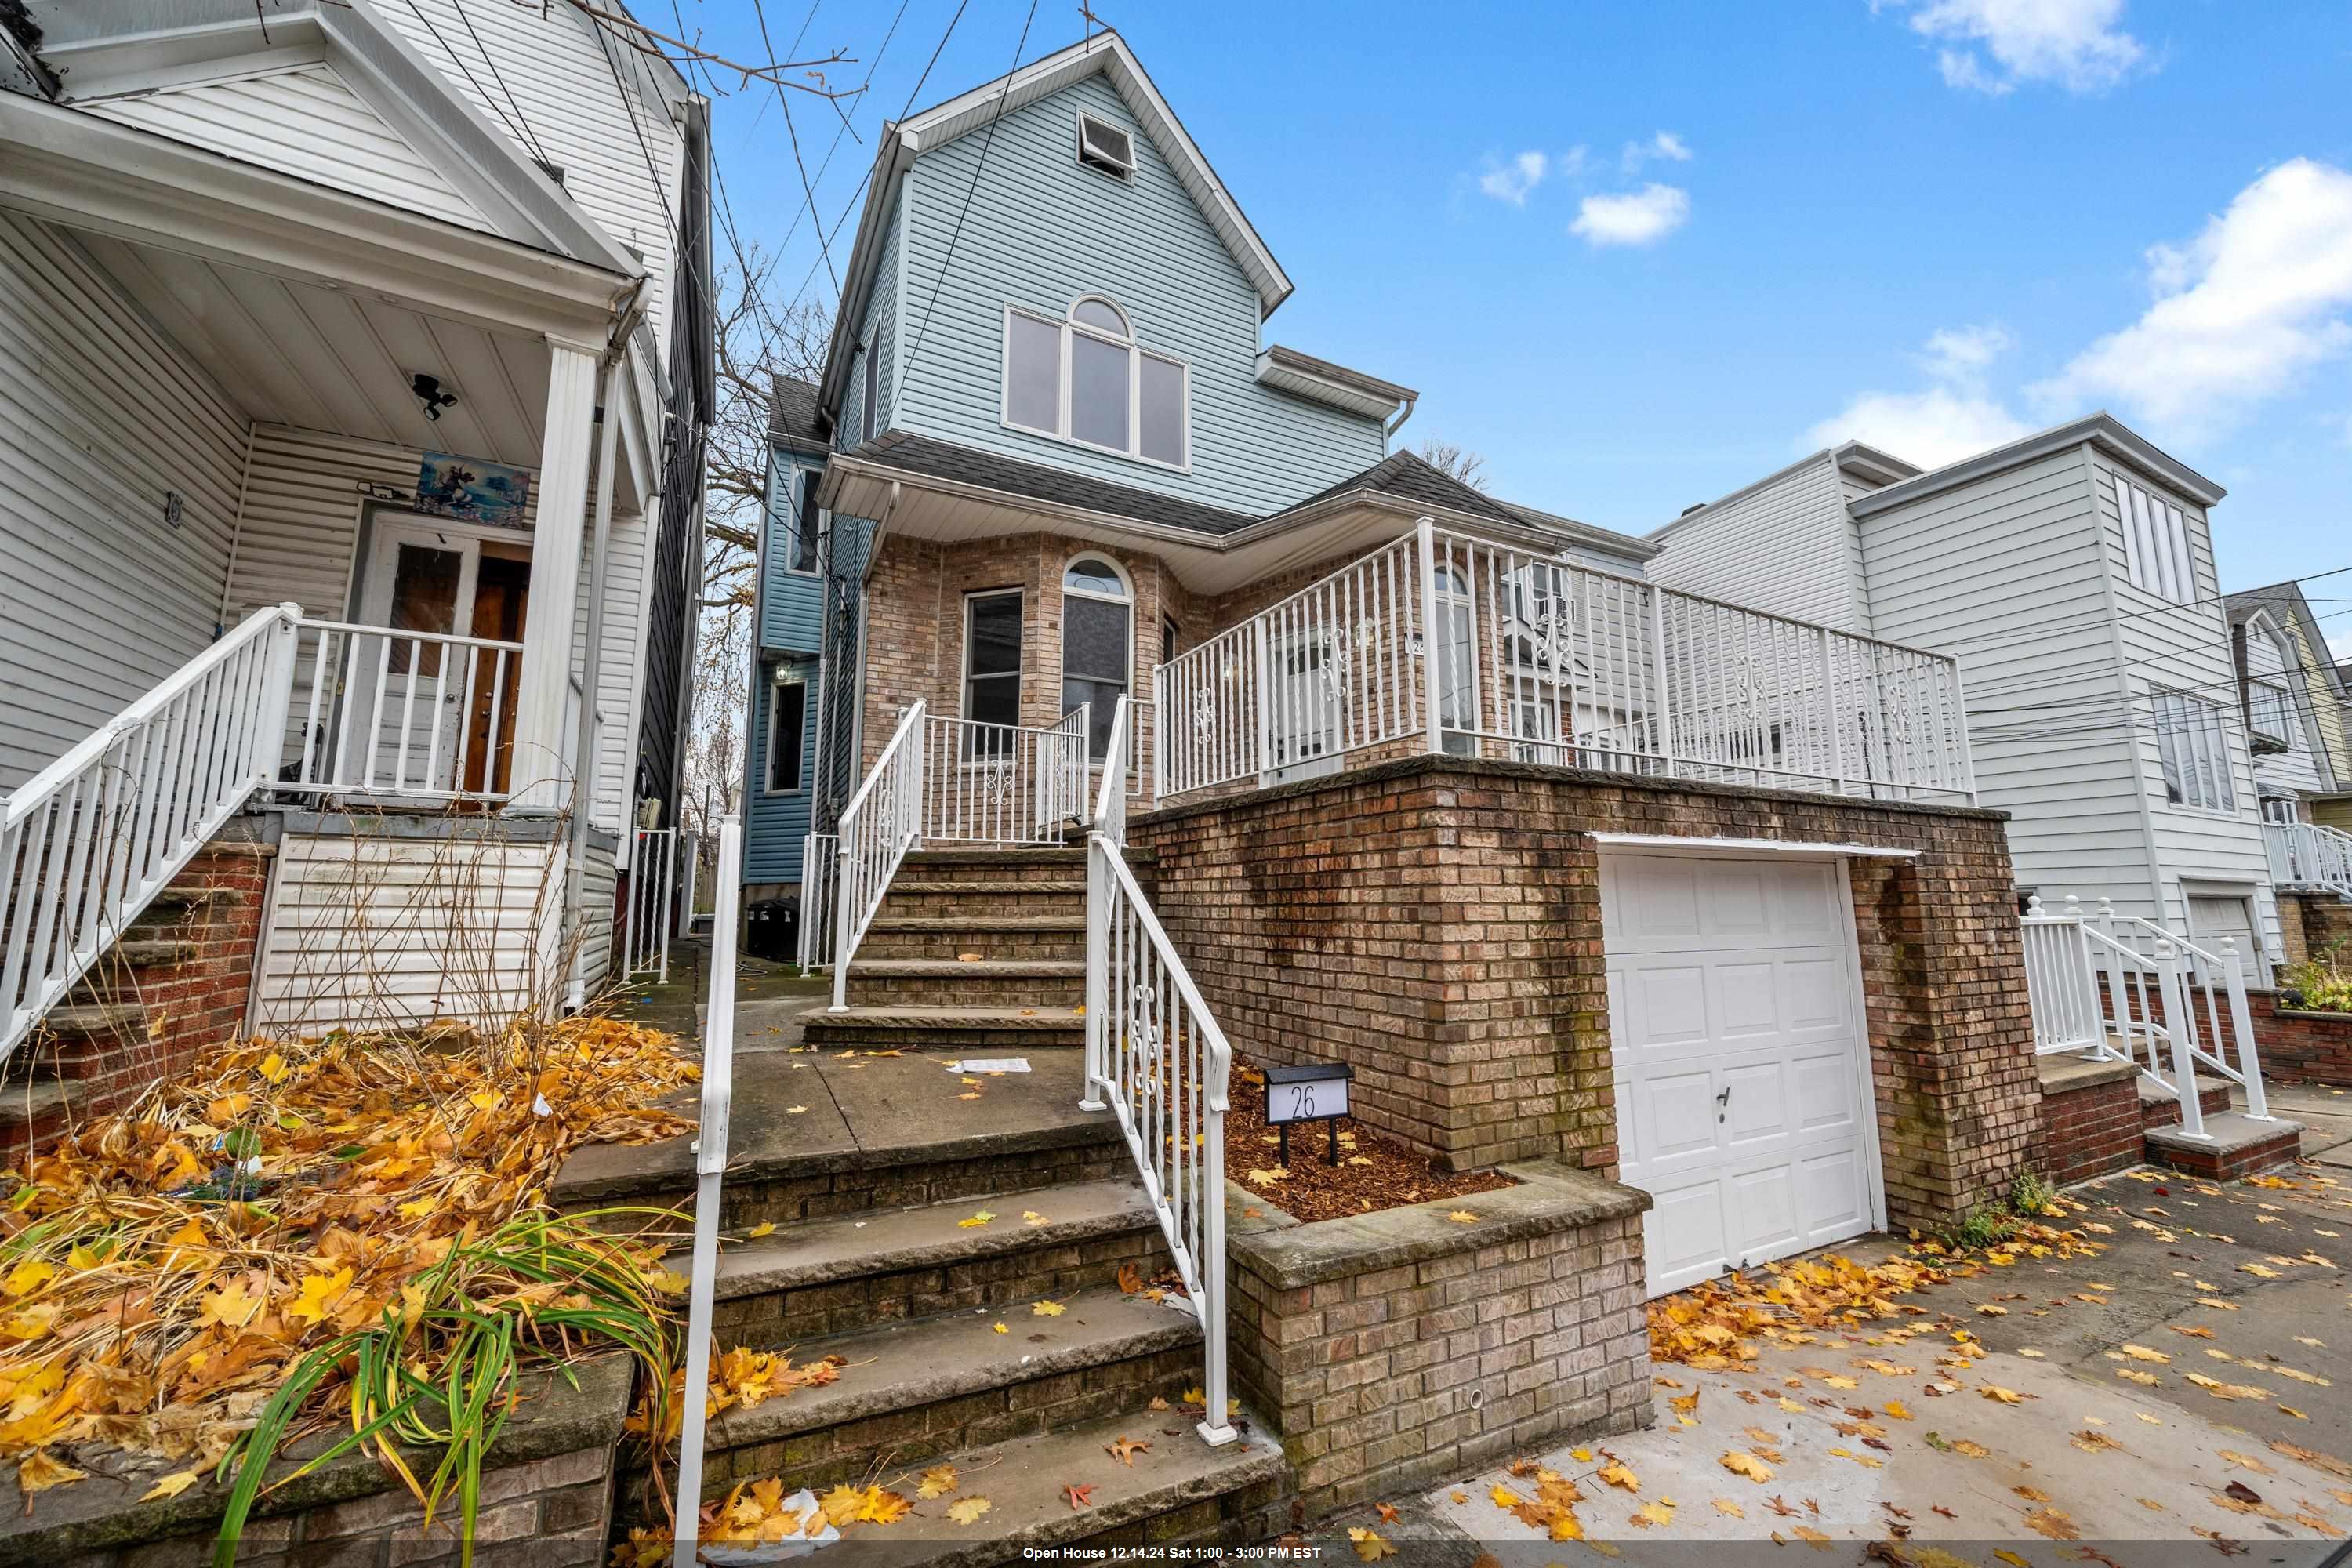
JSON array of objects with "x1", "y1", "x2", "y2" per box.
[{"x1": 410, "y1": 372, "x2": 459, "y2": 422}]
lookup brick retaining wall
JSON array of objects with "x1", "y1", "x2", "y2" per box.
[
  {"x1": 1131, "y1": 755, "x2": 2038, "y2": 1230},
  {"x1": 2038, "y1": 1057, "x2": 2143, "y2": 1185},
  {"x1": 2252, "y1": 992, "x2": 2352, "y2": 1085}
]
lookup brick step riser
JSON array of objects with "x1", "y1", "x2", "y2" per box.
[
  {"x1": 900, "y1": 853, "x2": 1086, "y2": 883},
  {"x1": 850, "y1": 974, "x2": 1086, "y2": 1008},
  {"x1": 713, "y1": 1226, "x2": 1173, "y2": 1345},
  {"x1": 859, "y1": 929, "x2": 1084, "y2": 962},
  {"x1": 642, "y1": 1343, "x2": 1203, "y2": 1507},
  {"x1": 877, "y1": 891, "x2": 1087, "y2": 920},
  {"x1": 2140, "y1": 1082, "x2": 2234, "y2": 1133},
  {"x1": 564, "y1": 1142, "x2": 1128, "y2": 1232},
  {"x1": 2145, "y1": 1127, "x2": 2303, "y2": 1181},
  {"x1": 800, "y1": 1021, "x2": 1086, "y2": 1053}
]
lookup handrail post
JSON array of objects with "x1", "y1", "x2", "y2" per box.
[
  {"x1": 1647, "y1": 584, "x2": 1675, "y2": 774},
  {"x1": 1251, "y1": 618, "x2": 1274, "y2": 786},
  {"x1": 1416, "y1": 517, "x2": 1443, "y2": 755},
  {"x1": 2221, "y1": 937, "x2": 2271, "y2": 1120},
  {"x1": 673, "y1": 815, "x2": 743, "y2": 1568},
  {"x1": 2154, "y1": 940, "x2": 2209, "y2": 1139},
  {"x1": 1082, "y1": 833, "x2": 1109, "y2": 1112},
  {"x1": 1197, "y1": 1073, "x2": 1235, "y2": 1446},
  {"x1": 1819, "y1": 626, "x2": 1844, "y2": 796}
]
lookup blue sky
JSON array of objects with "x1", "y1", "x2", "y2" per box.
[{"x1": 695, "y1": 1, "x2": 2352, "y2": 629}]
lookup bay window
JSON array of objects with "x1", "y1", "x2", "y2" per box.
[{"x1": 1002, "y1": 296, "x2": 1189, "y2": 469}]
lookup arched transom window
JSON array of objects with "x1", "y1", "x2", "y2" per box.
[
  {"x1": 1003, "y1": 295, "x2": 1189, "y2": 469},
  {"x1": 1061, "y1": 555, "x2": 1132, "y2": 760}
]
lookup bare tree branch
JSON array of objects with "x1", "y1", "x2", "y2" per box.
[
  {"x1": 554, "y1": 0, "x2": 863, "y2": 98},
  {"x1": 1416, "y1": 438, "x2": 1491, "y2": 492}
]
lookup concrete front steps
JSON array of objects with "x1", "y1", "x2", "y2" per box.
[
  {"x1": 808, "y1": 847, "x2": 1098, "y2": 1051},
  {"x1": 2133, "y1": 1070, "x2": 2303, "y2": 1178}
]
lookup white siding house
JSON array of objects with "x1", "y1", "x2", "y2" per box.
[
  {"x1": 1649, "y1": 415, "x2": 2281, "y2": 968},
  {"x1": 0, "y1": 0, "x2": 710, "y2": 1050}
]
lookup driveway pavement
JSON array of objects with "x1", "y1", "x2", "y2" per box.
[{"x1": 1343, "y1": 1161, "x2": 2352, "y2": 1563}]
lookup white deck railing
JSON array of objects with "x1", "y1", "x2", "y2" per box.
[
  {"x1": 2267, "y1": 819, "x2": 2352, "y2": 899},
  {"x1": 1084, "y1": 695, "x2": 1234, "y2": 1446},
  {"x1": 1154, "y1": 520, "x2": 1975, "y2": 804},
  {"x1": 1, "y1": 604, "x2": 298, "y2": 1062},
  {"x1": 2020, "y1": 894, "x2": 2272, "y2": 1134},
  {"x1": 918, "y1": 706, "x2": 1089, "y2": 844},
  {"x1": 828, "y1": 702, "x2": 927, "y2": 1012},
  {"x1": 277, "y1": 619, "x2": 524, "y2": 804}
]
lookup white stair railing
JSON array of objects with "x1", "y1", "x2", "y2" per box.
[
  {"x1": 1, "y1": 604, "x2": 299, "y2": 1063},
  {"x1": 2070, "y1": 898, "x2": 2270, "y2": 1131},
  {"x1": 2019, "y1": 895, "x2": 2108, "y2": 1053},
  {"x1": 917, "y1": 706, "x2": 1089, "y2": 844},
  {"x1": 1083, "y1": 695, "x2": 1235, "y2": 1446},
  {"x1": 828, "y1": 702, "x2": 927, "y2": 1012},
  {"x1": 2267, "y1": 819, "x2": 2352, "y2": 898}
]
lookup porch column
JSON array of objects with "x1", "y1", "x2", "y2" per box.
[{"x1": 509, "y1": 336, "x2": 601, "y2": 813}]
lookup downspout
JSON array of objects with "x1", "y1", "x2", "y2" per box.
[
  {"x1": 564, "y1": 282, "x2": 649, "y2": 1011},
  {"x1": 1381, "y1": 395, "x2": 1417, "y2": 456}
]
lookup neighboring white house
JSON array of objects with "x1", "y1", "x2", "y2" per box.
[
  {"x1": 0, "y1": 0, "x2": 711, "y2": 1056},
  {"x1": 1647, "y1": 414, "x2": 2282, "y2": 972}
]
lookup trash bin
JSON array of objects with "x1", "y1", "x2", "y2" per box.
[{"x1": 743, "y1": 899, "x2": 797, "y2": 963}]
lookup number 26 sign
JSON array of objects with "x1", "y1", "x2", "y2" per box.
[{"x1": 1265, "y1": 1061, "x2": 1352, "y2": 1166}]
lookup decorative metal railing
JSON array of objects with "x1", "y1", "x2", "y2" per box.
[
  {"x1": 2267, "y1": 819, "x2": 2352, "y2": 898},
  {"x1": 1084, "y1": 694, "x2": 1234, "y2": 1446},
  {"x1": 798, "y1": 833, "x2": 838, "y2": 974},
  {"x1": 1153, "y1": 520, "x2": 1975, "y2": 804},
  {"x1": 828, "y1": 702, "x2": 927, "y2": 1012},
  {"x1": 622, "y1": 826, "x2": 676, "y2": 984},
  {"x1": 918, "y1": 706, "x2": 1089, "y2": 844}
]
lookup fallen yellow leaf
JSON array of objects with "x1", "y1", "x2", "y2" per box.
[
  {"x1": 946, "y1": 1497, "x2": 991, "y2": 1526},
  {"x1": 139, "y1": 1469, "x2": 201, "y2": 1503}
]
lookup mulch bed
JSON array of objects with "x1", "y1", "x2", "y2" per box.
[{"x1": 1225, "y1": 1056, "x2": 1515, "y2": 1224}]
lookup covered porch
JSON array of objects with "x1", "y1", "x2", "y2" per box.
[{"x1": 0, "y1": 89, "x2": 663, "y2": 1054}]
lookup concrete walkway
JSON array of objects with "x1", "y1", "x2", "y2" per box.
[
  {"x1": 1370, "y1": 1164, "x2": 2352, "y2": 1559},
  {"x1": 2266, "y1": 1080, "x2": 2352, "y2": 1169}
]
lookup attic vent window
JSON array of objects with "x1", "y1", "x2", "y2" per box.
[{"x1": 1075, "y1": 111, "x2": 1134, "y2": 182}]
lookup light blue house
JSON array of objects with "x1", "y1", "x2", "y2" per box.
[
  {"x1": 742, "y1": 377, "x2": 831, "y2": 899},
  {"x1": 776, "y1": 30, "x2": 1657, "y2": 836}
]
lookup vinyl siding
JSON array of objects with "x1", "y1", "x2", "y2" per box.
[
  {"x1": 379, "y1": 0, "x2": 677, "y2": 349},
  {"x1": 1645, "y1": 453, "x2": 1868, "y2": 633},
  {"x1": 251, "y1": 832, "x2": 564, "y2": 1034},
  {"x1": 889, "y1": 74, "x2": 1384, "y2": 515},
  {"x1": 223, "y1": 426, "x2": 638, "y2": 832},
  {"x1": 2088, "y1": 452, "x2": 2280, "y2": 957},
  {"x1": 1857, "y1": 448, "x2": 2158, "y2": 919},
  {"x1": 0, "y1": 214, "x2": 248, "y2": 789},
  {"x1": 83, "y1": 64, "x2": 490, "y2": 230},
  {"x1": 2245, "y1": 618, "x2": 2325, "y2": 797},
  {"x1": 744, "y1": 655, "x2": 821, "y2": 885},
  {"x1": 760, "y1": 456, "x2": 826, "y2": 655},
  {"x1": 574, "y1": 838, "x2": 617, "y2": 995}
]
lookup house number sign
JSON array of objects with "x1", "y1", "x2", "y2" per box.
[{"x1": 1265, "y1": 1060, "x2": 1352, "y2": 1166}]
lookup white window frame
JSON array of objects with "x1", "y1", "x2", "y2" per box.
[
  {"x1": 782, "y1": 467, "x2": 821, "y2": 577},
  {"x1": 2249, "y1": 677, "x2": 2299, "y2": 749},
  {"x1": 764, "y1": 674, "x2": 808, "y2": 796},
  {"x1": 2151, "y1": 688, "x2": 2240, "y2": 815},
  {"x1": 2262, "y1": 796, "x2": 2301, "y2": 826},
  {"x1": 2116, "y1": 474, "x2": 2198, "y2": 605},
  {"x1": 1060, "y1": 554, "x2": 1134, "y2": 766},
  {"x1": 999, "y1": 299, "x2": 1192, "y2": 473},
  {"x1": 961, "y1": 588, "x2": 1025, "y2": 740},
  {"x1": 1073, "y1": 109, "x2": 1135, "y2": 183}
]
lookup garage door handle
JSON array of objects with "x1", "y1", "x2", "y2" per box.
[{"x1": 1715, "y1": 1086, "x2": 1731, "y2": 1105}]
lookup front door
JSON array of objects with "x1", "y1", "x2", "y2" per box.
[{"x1": 340, "y1": 518, "x2": 526, "y2": 798}]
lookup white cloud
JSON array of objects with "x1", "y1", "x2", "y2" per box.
[
  {"x1": 2032, "y1": 158, "x2": 2352, "y2": 438},
  {"x1": 1478, "y1": 151, "x2": 1549, "y2": 205},
  {"x1": 1806, "y1": 387, "x2": 2034, "y2": 467},
  {"x1": 1887, "y1": 0, "x2": 2147, "y2": 94},
  {"x1": 1570, "y1": 184, "x2": 1690, "y2": 248},
  {"x1": 1621, "y1": 130, "x2": 1693, "y2": 173},
  {"x1": 1922, "y1": 323, "x2": 2014, "y2": 377},
  {"x1": 1809, "y1": 321, "x2": 2032, "y2": 467}
]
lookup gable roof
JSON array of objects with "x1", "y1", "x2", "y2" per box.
[
  {"x1": 769, "y1": 376, "x2": 830, "y2": 450},
  {"x1": 2229, "y1": 582, "x2": 2349, "y2": 699},
  {"x1": 1272, "y1": 450, "x2": 1520, "y2": 528},
  {"x1": 822, "y1": 30, "x2": 1289, "y2": 410}
]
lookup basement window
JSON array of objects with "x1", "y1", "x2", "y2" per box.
[{"x1": 1075, "y1": 111, "x2": 1134, "y2": 182}]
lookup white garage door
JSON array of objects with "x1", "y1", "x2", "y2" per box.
[{"x1": 1603, "y1": 852, "x2": 1881, "y2": 1298}]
